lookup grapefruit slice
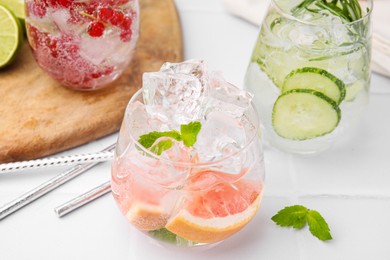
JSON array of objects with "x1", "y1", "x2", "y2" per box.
[
  {"x1": 112, "y1": 156, "x2": 174, "y2": 231},
  {"x1": 122, "y1": 174, "x2": 174, "y2": 231},
  {"x1": 166, "y1": 178, "x2": 263, "y2": 243},
  {"x1": 185, "y1": 168, "x2": 248, "y2": 191},
  {"x1": 126, "y1": 202, "x2": 169, "y2": 231}
]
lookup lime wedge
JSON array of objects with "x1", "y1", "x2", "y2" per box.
[
  {"x1": 0, "y1": 0, "x2": 25, "y2": 20},
  {"x1": 0, "y1": 4, "x2": 23, "y2": 69}
]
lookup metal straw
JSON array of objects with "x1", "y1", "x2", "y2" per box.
[
  {"x1": 54, "y1": 181, "x2": 112, "y2": 218},
  {"x1": 0, "y1": 151, "x2": 114, "y2": 174},
  {"x1": 0, "y1": 144, "x2": 116, "y2": 220}
]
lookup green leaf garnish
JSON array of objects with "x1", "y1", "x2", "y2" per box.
[
  {"x1": 138, "y1": 130, "x2": 181, "y2": 148},
  {"x1": 307, "y1": 210, "x2": 333, "y2": 241},
  {"x1": 180, "y1": 121, "x2": 202, "y2": 147},
  {"x1": 149, "y1": 228, "x2": 178, "y2": 244},
  {"x1": 149, "y1": 228, "x2": 196, "y2": 246},
  {"x1": 271, "y1": 205, "x2": 309, "y2": 229},
  {"x1": 271, "y1": 205, "x2": 332, "y2": 241},
  {"x1": 150, "y1": 139, "x2": 174, "y2": 156},
  {"x1": 137, "y1": 121, "x2": 202, "y2": 155}
]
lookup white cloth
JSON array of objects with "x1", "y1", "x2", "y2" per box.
[{"x1": 224, "y1": 0, "x2": 390, "y2": 77}]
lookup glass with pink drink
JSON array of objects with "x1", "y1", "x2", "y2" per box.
[
  {"x1": 111, "y1": 60, "x2": 266, "y2": 247},
  {"x1": 25, "y1": 0, "x2": 139, "y2": 90}
]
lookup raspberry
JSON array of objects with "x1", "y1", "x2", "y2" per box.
[{"x1": 87, "y1": 21, "x2": 105, "y2": 37}]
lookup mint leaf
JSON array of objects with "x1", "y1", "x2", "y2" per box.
[
  {"x1": 149, "y1": 228, "x2": 178, "y2": 244},
  {"x1": 272, "y1": 205, "x2": 332, "y2": 241},
  {"x1": 180, "y1": 121, "x2": 202, "y2": 147},
  {"x1": 307, "y1": 210, "x2": 333, "y2": 241},
  {"x1": 148, "y1": 228, "x2": 196, "y2": 246},
  {"x1": 138, "y1": 130, "x2": 181, "y2": 148},
  {"x1": 137, "y1": 121, "x2": 202, "y2": 155},
  {"x1": 271, "y1": 205, "x2": 308, "y2": 229},
  {"x1": 150, "y1": 139, "x2": 173, "y2": 156}
]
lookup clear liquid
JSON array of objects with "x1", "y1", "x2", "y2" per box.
[{"x1": 244, "y1": 2, "x2": 371, "y2": 154}]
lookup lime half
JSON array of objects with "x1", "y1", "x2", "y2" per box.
[
  {"x1": 0, "y1": 0, "x2": 25, "y2": 20},
  {"x1": 0, "y1": 4, "x2": 22, "y2": 69}
]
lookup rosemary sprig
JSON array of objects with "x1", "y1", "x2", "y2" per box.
[
  {"x1": 291, "y1": 0, "x2": 316, "y2": 16},
  {"x1": 288, "y1": 0, "x2": 369, "y2": 61},
  {"x1": 291, "y1": 0, "x2": 365, "y2": 23}
]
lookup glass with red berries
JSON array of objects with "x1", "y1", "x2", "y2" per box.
[{"x1": 25, "y1": 0, "x2": 139, "y2": 91}]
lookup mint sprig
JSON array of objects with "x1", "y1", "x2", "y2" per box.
[
  {"x1": 138, "y1": 121, "x2": 202, "y2": 155},
  {"x1": 271, "y1": 205, "x2": 332, "y2": 241}
]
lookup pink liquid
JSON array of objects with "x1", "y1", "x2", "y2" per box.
[{"x1": 111, "y1": 147, "x2": 264, "y2": 246}]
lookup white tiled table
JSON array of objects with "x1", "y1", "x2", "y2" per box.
[{"x1": 1, "y1": 1, "x2": 390, "y2": 259}]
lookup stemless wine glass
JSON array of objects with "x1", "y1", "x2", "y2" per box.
[
  {"x1": 245, "y1": 0, "x2": 372, "y2": 154},
  {"x1": 24, "y1": 0, "x2": 139, "y2": 91},
  {"x1": 111, "y1": 86, "x2": 265, "y2": 248}
]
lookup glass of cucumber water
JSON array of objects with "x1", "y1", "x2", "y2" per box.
[{"x1": 245, "y1": 0, "x2": 373, "y2": 155}]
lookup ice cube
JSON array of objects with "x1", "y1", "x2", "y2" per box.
[
  {"x1": 289, "y1": 7, "x2": 350, "y2": 48},
  {"x1": 195, "y1": 110, "x2": 247, "y2": 173},
  {"x1": 51, "y1": 9, "x2": 71, "y2": 32},
  {"x1": 202, "y1": 73, "x2": 254, "y2": 118},
  {"x1": 160, "y1": 59, "x2": 207, "y2": 82},
  {"x1": 196, "y1": 110, "x2": 246, "y2": 159},
  {"x1": 124, "y1": 100, "x2": 169, "y2": 143},
  {"x1": 79, "y1": 36, "x2": 118, "y2": 65},
  {"x1": 288, "y1": 24, "x2": 327, "y2": 47},
  {"x1": 142, "y1": 71, "x2": 204, "y2": 124}
]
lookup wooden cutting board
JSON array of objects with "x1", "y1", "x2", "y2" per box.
[{"x1": 0, "y1": 0, "x2": 183, "y2": 163}]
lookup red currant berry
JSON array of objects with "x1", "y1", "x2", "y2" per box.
[
  {"x1": 110, "y1": 11, "x2": 124, "y2": 26},
  {"x1": 90, "y1": 72, "x2": 102, "y2": 79},
  {"x1": 120, "y1": 16, "x2": 132, "y2": 30},
  {"x1": 103, "y1": 66, "x2": 114, "y2": 75},
  {"x1": 52, "y1": 0, "x2": 72, "y2": 8},
  {"x1": 84, "y1": 7, "x2": 94, "y2": 15},
  {"x1": 47, "y1": 39, "x2": 58, "y2": 57},
  {"x1": 27, "y1": 1, "x2": 47, "y2": 18},
  {"x1": 98, "y1": 7, "x2": 114, "y2": 23},
  {"x1": 87, "y1": 22, "x2": 105, "y2": 37},
  {"x1": 120, "y1": 29, "x2": 132, "y2": 42}
]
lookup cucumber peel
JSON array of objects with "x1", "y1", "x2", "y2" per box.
[
  {"x1": 282, "y1": 67, "x2": 346, "y2": 104},
  {"x1": 272, "y1": 89, "x2": 341, "y2": 140}
]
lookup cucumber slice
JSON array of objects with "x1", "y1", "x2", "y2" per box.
[
  {"x1": 272, "y1": 89, "x2": 341, "y2": 140},
  {"x1": 282, "y1": 67, "x2": 346, "y2": 104}
]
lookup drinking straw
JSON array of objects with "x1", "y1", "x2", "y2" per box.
[{"x1": 0, "y1": 144, "x2": 115, "y2": 220}]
